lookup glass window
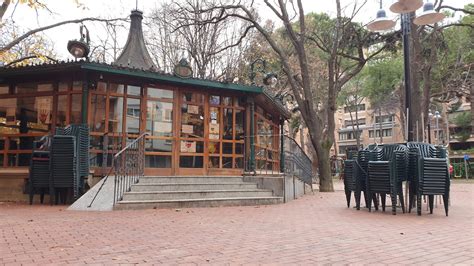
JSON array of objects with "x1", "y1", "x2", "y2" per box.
[
  {"x1": 90, "y1": 94, "x2": 106, "y2": 132},
  {"x1": 183, "y1": 92, "x2": 204, "y2": 103},
  {"x1": 148, "y1": 88, "x2": 173, "y2": 99},
  {"x1": 209, "y1": 156, "x2": 220, "y2": 168},
  {"x1": 235, "y1": 97, "x2": 245, "y2": 107},
  {"x1": 223, "y1": 97, "x2": 232, "y2": 106},
  {"x1": 235, "y1": 110, "x2": 245, "y2": 140},
  {"x1": 209, "y1": 107, "x2": 220, "y2": 140},
  {"x1": 109, "y1": 83, "x2": 124, "y2": 94},
  {"x1": 127, "y1": 85, "x2": 141, "y2": 96},
  {"x1": 71, "y1": 94, "x2": 82, "y2": 123},
  {"x1": 126, "y1": 98, "x2": 141, "y2": 134},
  {"x1": 180, "y1": 156, "x2": 203, "y2": 168},
  {"x1": 72, "y1": 81, "x2": 82, "y2": 91},
  {"x1": 222, "y1": 157, "x2": 232, "y2": 168},
  {"x1": 57, "y1": 95, "x2": 68, "y2": 127},
  {"x1": 146, "y1": 155, "x2": 172, "y2": 168},
  {"x1": 209, "y1": 95, "x2": 220, "y2": 105},
  {"x1": 96, "y1": 82, "x2": 107, "y2": 93},
  {"x1": 145, "y1": 138, "x2": 172, "y2": 152},
  {"x1": 58, "y1": 82, "x2": 69, "y2": 92},
  {"x1": 235, "y1": 157, "x2": 243, "y2": 168},
  {"x1": 0, "y1": 86, "x2": 9, "y2": 94},
  {"x1": 181, "y1": 104, "x2": 204, "y2": 138},
  {"x1": 146, "y1": 101, "x2": 173, "y2": 137},
  {"x1": 223, "y1": 109, "x2": 233, "y2": 140},
  {"x1": 209, "y1": 142, "x2": 220, "y2": 154},
  {"x1": 16, "y1": 83, "x2": 36, "y2": 94},
  {"x1": 109, "y1": 96, "x2": 124, "y2": 133},
  {"x1": 222, "y1": 142, "x2": 232, "y2": 154}
]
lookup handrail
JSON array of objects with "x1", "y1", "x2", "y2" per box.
[
  {"x1": 113, "y1": 132, "x2": 149, "y2": 205},
  {"x1": 283, "y1": 135, "x2": 313, "y2": 185},
  {"x1": 88, "y1": 132, "x2": 148, "y2": 207}
]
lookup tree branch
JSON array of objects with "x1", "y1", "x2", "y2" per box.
[{"x1": 1, "y1": 17, "x2": 127, "y2": 52}]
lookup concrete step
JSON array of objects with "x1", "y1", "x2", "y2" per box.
[
  {"x1": 122, "y1": 189, "x2": 273, "y2": 201},
  {"x1": 114, "y1": 196, "x2": 283, "y2": 210},
  {"x1": 139, "y1": 176, "x2": 244, "y2": 184},
  {"x1": 131, "y1": 183, "x2": 258, "y2": 192}
]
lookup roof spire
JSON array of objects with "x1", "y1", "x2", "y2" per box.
[{"x1": 114, "y1": 9, "x2": 156, "y2": 70}]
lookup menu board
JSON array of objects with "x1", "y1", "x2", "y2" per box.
[{"x1": 180, "y1": 141, "x2": 196, "y2": 153}]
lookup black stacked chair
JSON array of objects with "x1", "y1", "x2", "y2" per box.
[
  {"x1": 367, "y1": 144, "x2": 408, "y2": 215},
  {"x1": 50, "y1": 135, "x2": 77, "y2": 204},
  {"x1": 407, "y1": 142, "x2": 450, "y2": 216},
  {"x1": 28, "y1": 150, "x2": 50, "y2": 204},
  {"x1": 343, "y1": 147, "x2": 378, "y2": 210},
  {"x1": 62, "y1": 124, "x2": 90, "y2": 199}
]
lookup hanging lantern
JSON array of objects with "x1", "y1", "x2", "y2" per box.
[
  {"x1": 390, "y1": 0, "x2": 423, "y2": 14},
  {"x1": 174, "y1": 58, "x2": 193, "y2": 78},
  {"x1": 413, "y1": 2, "x2": 445, "y2": 25},
  {"x1": 367, "y1": 9, "x2": 396, "y2": 31}
]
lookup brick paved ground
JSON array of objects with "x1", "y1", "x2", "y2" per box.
[{"x1": 1, "y1": 180, "x2": 473, "y2": 265}]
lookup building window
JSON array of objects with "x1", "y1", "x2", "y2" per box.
[
  {"x1": 344, "y1": 118, "x2": 366, "y2": 127},
  {"x1": 375, "y1": 114, "x2": 394, "y2": 124},
  {"x1": 369, "y1": 129, "x2": 392, "y2": 138},
  {"x1": 344, "y1": 104, "x2": 365, "y2": 113},
  {"x1": 339, "y1": 131, "x2": 362, "y2": 140}
]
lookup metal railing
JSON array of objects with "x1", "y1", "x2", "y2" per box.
[
  {"x1": 283, "y1": 136, "x2": 313, "y2": 185},
  {"x1": 243, "y1": 134, "x2": 314, "y2": 184},
  {"x1": 88, "y1": 132, "x2": 148, "y2": 207},
  {"x1": 113, "y1": 133, "x2": 148, "y2": 204}
]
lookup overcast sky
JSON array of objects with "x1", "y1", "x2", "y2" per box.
[{"x1": 2, "y1": 0, "x2": 471, "y2": 59}]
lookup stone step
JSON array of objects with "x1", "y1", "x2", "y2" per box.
[
  {"x1": 114, "y1": 196, "x2": 283, "y2": 210},
  {"x1": 131, "y1": 183, "x2": 258, "y2": 192},
  {"x1": 122, "y1": 189, "x2": 273, "y2": 201},
  {"x1": 139, "y1": 176, "x2": 244, "y2": 184}
]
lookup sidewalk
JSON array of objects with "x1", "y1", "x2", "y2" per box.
[{"x1": 0, "y1": 180, "x2": 472, "y2": 265}]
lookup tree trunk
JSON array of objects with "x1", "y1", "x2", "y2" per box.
[
  {"x1": 317, "y1": 148, "x2": 334, "y2": 192},
  {"x1": 471, "y1": 85, "x2": 474, "y2": 135}
]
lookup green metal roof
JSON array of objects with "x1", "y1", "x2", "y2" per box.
[{"x1": 80, "y1": 62, "x2": 262, "y2": 93}]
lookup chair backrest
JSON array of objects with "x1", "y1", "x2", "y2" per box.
[
  {"x1": 407, "y1": 142, "x2": 441, "y2": 158},
  {"x1": 381, "y1": 144, "x2": 408, "y2": 161}
]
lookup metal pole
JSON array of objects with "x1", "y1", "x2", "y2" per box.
[
  {"x1": 402, "y1": 13, "x2": 413, "y2": 142},
  {"x1": 436, "y1": 115, "x2": 439, "y2": 145},
  {"x1": 427, "y1": 123, "x2": 432, "y2": 144},
  {"x1": 280, "y1": 119, "x2": 285, "y2": 173}
]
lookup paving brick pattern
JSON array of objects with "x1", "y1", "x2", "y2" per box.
[{"x1": 1, "y1": 181, "x2": 473, "y2": 265}]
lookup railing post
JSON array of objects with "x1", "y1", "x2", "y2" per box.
[{"x1": 249, "y1": 98, "x2": 255, "y2": 173}]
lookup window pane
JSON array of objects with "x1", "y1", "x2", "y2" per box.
[
  {"x1": 180, "y1": 156, "x2": 203, "y2": 168},
  {"x1": 235, "y1": 110, "x2": 245, "y2": 140},
  {"x1": 71, "y1": 94, "x2": 82, "y2": 123},
  {"x1": 72, "y1": 81, "x2": 82, "y2": 91},
  {"x1": 146, "y1": 155, "x2": 172, "y2": 168},
  {"x1": 16, "y1": 83, "x2": 36, "y2": 94},
  {"x1": 223, "y1": 142, "x2": 232, "y2": 154},
  {"x1": 127, "y1": 85, "x2": 141, "y2": 96},
  {"x1": 223, "y1": 108, "x2": 233, "y2": 140},
  {"x1": 183, "y1": 92, "x2": 204, "y2": 103},
  {"x1": 109, "y1": 83, "x2": 125, "y2": 94},
  {"x1": 96, "y1": 82, "x2": 107, "y2": 93},
  {"x1": 145, "y1": 138, "x2": 172, "y2": 152},
  {"x1": 209, "y1": 156, "x2": 219, "y2": 168},
  {"x1": 147, "y1": 88, "x2": 173, "y2": 99},
  {"x1": 181, "y1": 104, "x2": 204, "y2": 138},
  {"x1": 209, "y1": 141, "x2": 220, "y2": 154},
  {"x1": 126, "y1": 98, "x2": 140, "y2": 134},
  {"x1": 209, "y1": 95, "x2": 220, "y2": 105},
  {"x1": 58, "y1": 82, "x2": 69, "y2": 92},
  {"x1": 234, "y1": 97, "x2": 245, "y2": 107},
  {"x1": 222, "y1": 157, "x2": 232, "y2": 168},
  {"x1": 57, "y1": 95, "x2": 68, "y2": 127},
  {"x1": 0, "y1": 86, "x2": 9, "y2": 94},
  {"x1": 223, "y1": 97, "x2": 232, "y2": 106},
  {"x1": 235, "y1": 143, "x2": 244, "y2": 154},
  {"x1": 209, "y1": 107, "x2": 220, "y2": 140},
  {"x1": 109, "y1": 96, "x2": 124, "y2": 133},
  {"x1": 235, "y1": 157, "x2": 243, "y2": 169},
  {"x1": 90, "y1": 94, "x2": 106, "y2": 132},
  {"x1": 146, "y1": 101, "x2": 173, "y2": 137}
]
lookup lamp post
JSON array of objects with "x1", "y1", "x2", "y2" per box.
[
  {"x1": 367, "y1": 0, "x2": 445, "y2": 142},
  {"x1": 428, "y1": 109, "x2": 433, "y2": 144},
  {"x1": 434, "y1": 110, "x2": 441, "y2": 145},
  {"x1": 249, "y1": 59, "x2": 278, "y2": 87}
]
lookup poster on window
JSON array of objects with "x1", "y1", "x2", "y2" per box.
[
  {"x1": 187, "y1": 105, "x2": 199, "y2": 114},
  {"x1": 180, "y1": 140, "x2": 196, "y2": 152},
  {"x1": 36, "y1": 97, "x2": 52, "y2": 124},
  {"x1": 6, "y1": 108, "x2": 16, "y2": 125},
  {"x1": 182, "y1": 124, "x2": 194, "y2": 134},
  {"x1": 209, "y1": 123, "x2": 220, "y2": 140}
]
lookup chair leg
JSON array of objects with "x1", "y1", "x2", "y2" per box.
[
  {"x1": 428, "y1": 195, "x2": 434, "y2": 214},
  {"x1": 345, "y1": 189, "x2": 351, "y2": 208},
  {"x1": 417, "y1": 194, "x2": 422, "y2": 216},
  {"x1": 29, "y1": 189, "x2": 34, "y2": 205},
  {"x1": 442, "y1": 194, "x2": 449, "y2": 216},
  {"x1": 399, "y1": 184, "x2": 405, "y2": 213},
  {"x1": 391, "y1": 191, "x2": 397, "y2": 215},
  {"x1": 408, "y1": 182, "x2": 416, "y2": 213},
  {"x1": 355, "y1": 189, "x2": 361, "y2": 210},
  {"x1": 367, "y1": 192, "x2": 372, "y2": 212},
  {"x1": 374, "y1": 193, "x2": 379, "y2": 211},
  {"x1": 40, "y1": 190, "x2": 45, "y2": 204},
  {"x1": 380, "y1": 193, "x2": 386, "y2": 212},
  {"x1": 363, "y1": 190, "x2": 369, "y2": 208}
]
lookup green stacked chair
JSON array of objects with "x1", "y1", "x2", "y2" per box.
[
  {"x1": 407, "y1": 142, "x2": 450, "y2": 216},
  {"x1": 367, "y1": 144, "x2": 408, "y2": 215},
  {"x1": 50, "y1": 135, "x2": 77, "y2": 204}
]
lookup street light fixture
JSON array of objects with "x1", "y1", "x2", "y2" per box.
[
  {"x1": 67, "y1": 25, "x2": 90, "y2": 60},
  {"x1": 249, "y1": 59, "x2": 278, "y2": 87},
  {"x1": 367, "y1": 0, "x2": 445, "y2": 142}
]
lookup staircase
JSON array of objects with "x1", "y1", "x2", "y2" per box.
[{"x1": 114, "y1": 176, "x2": 283, "y2": 210}]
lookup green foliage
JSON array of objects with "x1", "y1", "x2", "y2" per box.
[{"x1": 453, "y1": 112, "x2": 472, "y2": 142}]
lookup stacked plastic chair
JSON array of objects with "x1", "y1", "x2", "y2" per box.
[
  {"x1": 367, "y1": 144, "x2": 408, "y2": 215},
  {"x1": 407, "y1": 142, "x2": 450, "y2": 216},
  {"x1": 28, "y1": 150, "x2": 51, "y2": 204},
  {"x1": 50, "y1": 135, "x2": 77, "y2": 204}
]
